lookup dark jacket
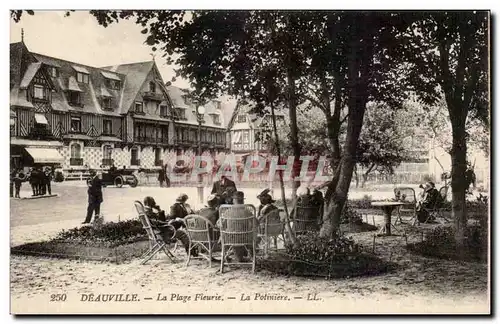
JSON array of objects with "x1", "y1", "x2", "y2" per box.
[
  {"x1": 211, "y1": 178, "x2": 237, "y2": 204},
  {"x1": 198, "y1": 207, "x2": 219, "y2": 226},
  {"x1": 257, "y1": 203, "x2": 278, "y2": 222},
  {"x1": 169, "y1": 202, "x2": 192, "y2": 220},
  {"x1": 421, "y1": 188, "x2": 441, "y2": 209},
  {"x1": 87, "y1": 176, "x2": 103, "y2": 203}
]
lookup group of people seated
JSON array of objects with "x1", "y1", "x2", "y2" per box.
[{"x1": 142, "y1": 175, "x2": 281, "y2": 262}]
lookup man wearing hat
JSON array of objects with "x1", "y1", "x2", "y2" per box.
[
  {"x1": 198, "y1": 194, "x2": 220, "y2": 241},
  {"x1": 169, "y1": 193, "x2": 194, "y2": 220},
  {"x1": 83, "y1": 170, "x2": 103, "y2": 224},
  {"x1": 257, "y1": 189, "x2": 278, "y2": 222},
  {"x1": 211, "y1": 175, "x2": 237, "y2": 205}
]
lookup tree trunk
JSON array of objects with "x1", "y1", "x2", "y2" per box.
[
  {"x1": 354, "y1": 164, "x2": 359, "y2": 188},
  {"x1": 270, "y1": 93, "x2": 297, "y2": 245},
  {"x1": 450, "y1": 113, "x2": 468, "y2": 257},
  {"x1": 319, "y1": 16, "x2": 372, "y2": 238},
  {"x1": 286, "y1": 69, "x2": 301, "y2": 202}
]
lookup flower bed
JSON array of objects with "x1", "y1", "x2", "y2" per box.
[
  {"x1": 11, "y1": 220, "x2": 150, "y2": 264},
  {"x1": 259, "y1": 232, "x2": 396, "y2": 278}
]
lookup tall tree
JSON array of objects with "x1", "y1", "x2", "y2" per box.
[{"x1": 401, "y1": 11, "x2": 489, "y2": 251}]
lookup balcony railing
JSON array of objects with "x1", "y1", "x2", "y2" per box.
[
  {"x1": 70, "y1": 158, "x2": 84, "y2": 166},
  {"x1": 134, "y1": 136, "x2": 169, "y2": 144},
  {"x1": 142, "y1": 91, "x2": 164, "y2": 102},
  {"x1": 131, "y1": 158, "x2": 141, "y2": 166},
  {"x1": 154, "y1": 159, "x2": 163, "y2": 167},
  {"x1": 101, "y1": 158, "x2": 114, "y2": 166}
]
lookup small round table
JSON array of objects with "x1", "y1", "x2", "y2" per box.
[{"x1": 371, "y1": 201, "x2": 405, "y2": 236}]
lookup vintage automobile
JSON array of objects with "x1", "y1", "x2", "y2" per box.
[{"x1": 101, "y1": 168, "x2": 139, "y2": 188}]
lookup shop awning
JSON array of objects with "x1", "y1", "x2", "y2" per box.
[{"x1": 25, "y1": 147, "x2": 64, "y2": 164}]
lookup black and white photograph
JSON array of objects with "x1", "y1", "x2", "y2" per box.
[{"x1": 7, "y1": 9, "x2": 490, "y2": 314}]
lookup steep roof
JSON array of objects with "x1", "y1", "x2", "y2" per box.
[
  {"x1": 29, "y1": 52, "x2": 126, "y2": 116},
  {"x1": 227, "y1": 100, "x2": 286, "y2": 131},
  {"x1": 102, "y1": 61, "x2": 154, "y2": 114},
  {"x1": 166, "y1": 85, "x2": 227, "y2": 129}
]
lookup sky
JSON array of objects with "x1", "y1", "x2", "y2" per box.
[{"x1": 10, "y1": 10, "x2": 191, "y2": 89}]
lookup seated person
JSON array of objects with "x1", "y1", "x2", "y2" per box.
[
  {"x1": 416, "y1": 182, "x2": 441, "y2": 223},
  {"x1": 143, "y1": 196, "x2": 196, "y2": 256},
  {"x1": 211, "y1": 175, "x2": 237, "y2": 205},
  {"x1": 198, "y1": 194, "x2": 220, "y2": 241},
  {"x1": 219, "y1": 191, "x2": 255, "y2": 262},
  {"x1": 256, "y1": 189, "x2": 278, "y2": 223},
  {"x1": 169, "y1": 193, "x2": 195, "y2": 224},
  {"x1": 290, "y1": 186, "x2": 320, "y2": 231},
  {"x1": 310, "y1": 188, "x2": 325, "y2": 219}
]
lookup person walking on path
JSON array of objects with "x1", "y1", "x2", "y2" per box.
[
  {"x1": 164, "y1": 163, "x2": 171, "y2": 188},
  {"x1": 83, "y1": 170, "x2": 103, "y2": 224}
]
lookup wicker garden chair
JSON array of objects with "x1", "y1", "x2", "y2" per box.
[
  {"x1": 258, "y1": 208, "x2": 286, "y2": 255},
  {"x1": 292, "y1": 205, "x2": 321, "y2": 235},
  {"x1": 393, "y1": 187, "x2": 417, "y2": 225},
  {"x1": 184, "y1": 214, "x2": 220, "y2": 268},
  {"x1": 133, "y1": 200, "x2": 177, "y2": 265},
  {"x1": 219, "y1": 204, "x2": 257, "y2": 273}
]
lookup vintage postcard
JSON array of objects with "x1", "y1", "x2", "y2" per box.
[{"x1": 8, "y1": 9, "x2": 490, "y2": 314}]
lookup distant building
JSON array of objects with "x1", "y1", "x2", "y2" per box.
[{"x1": 9, "y1": 40, "x2": 230, "y2": 176}]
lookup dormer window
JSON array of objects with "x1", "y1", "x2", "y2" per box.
[
  {"x1": 212, "y1": 114, "x2": 221, "y2": 125},
  {"x1": 160, "y1": 104, "x2": 168, "y2": 117},
  {"x1": 33, "y1": 84, "x2": 48, "y2": 101},
  {"x1": 236, "y1": 115, "x2": 246, "y2": 123},
  {"x1": 48, "y1": 66, "x2": 59, "y2": 78},
  {"x1": 135, "y1": 102, "x2": 144, "y2": 114},
  {"x1": 149, "y1": 82, "x2": 156, "y2": 93},
  {"x1": 105, "y1": 78, "x2": 121, "y2": 90},
  {"x1": 76, "y1": 72, "x2": 89, "y2": 84},
  {"x1": 102, "y1": 97, "x2": 113, "y2": 110},
  {"x1": 68, "y1": 91, "x2": 82, "y2": 106}
]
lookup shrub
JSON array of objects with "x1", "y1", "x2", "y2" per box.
[
  {"x1": 407, "y1": 225, "x2": 488, "y2": 262},
  {"x1": 259, "y1": 232, "x2": 394, "y2": 278},
  {"x1": 340, "y1": 203, "x2": 364, "y2": 225},
  {"x1": 55, "y1": 219, "x2": 147, "y2": 247}
]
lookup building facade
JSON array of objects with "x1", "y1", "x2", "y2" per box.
[{"x1": 10, "y1": 41, "x2": 230, "y2": 175}]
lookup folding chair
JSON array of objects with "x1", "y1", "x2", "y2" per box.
[
  {"x1": 292, "y1": 205, "x2": 321, "y2": 236},
  {"x1": 134, "y1": 200, "x2": 177, "y2": 265},
  {"x1": 393, "y1": 187, "x2": 417, "y2": 225},
  {"x1": 184, "y1": 214, "x2": 220, "y2": 268},
  {"x1": 257, "y1": 209, "x2": 286, "y2": 255},
  {"x1": 219, "y1": 204, "x2": 257, "y2": 273}
]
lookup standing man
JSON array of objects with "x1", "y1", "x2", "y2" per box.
[
  {"x1": 13, "y1": 169, "x2": 25, "y2": 199},
  {"x1": 158, "y1": 167, "x2": 165, "y2": 187},
  {"x1": 10, "y1": 168, "x2": 15, "y2": 198},
  {"x1": 44, "y1": 166, "x2": 53, "y2": 195},
  {"x1": 83, "y1": 170, "x2": 103, "y2": 224},
  {"x1": 164, "y1": 163, "x2": 171, "y2": 188},
  {"x1": 28, "y1": 167, "x2": 39, "y2": 196}
]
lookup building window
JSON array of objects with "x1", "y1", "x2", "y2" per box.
[
  {"x1": 214, "y1": 101, "x2": 221, "y2": 110},
  {"x1": 130, "y1": 147, "x2": 140, "y2": 166},
  {"x1": 102, "y1": 145, "x2": 113, "y2": 161},
  {"x1": 33, "y1": 84, "x2": 47, "y2": 100},
  {"x1": 48, "y1": 66, "x2": 59, "y2": 78},
  {"x1": 241, "y1": 130, "x2": 249, "y2": 144},
  {"x1": 175, "y1": 108, "x2": 186, "y2": 120},
  {"x1": 68, "y1": 91, "x2": 82, "y2": 106},
  {"x1": 70, "y1": 143, "x2": 83, "y2": 166},
  {"x1": 236, "y1": 115, "x2": 246, "y2": 123},
  {"x1": 76, "y1": 72, "x2": 89, "y2": 84},
  {"x1": 135, "y1": 102, "x2": 144, "y2": 113},
  {"x1": 154, "y1": 148, "x2": 162, "y2": 166},
  {"x1": 149, "y1": 81, "x2": 156, "y2": 93},
  {"x1": 102, "y1": 97, "x2": 112, "y2": 110},
  {"x1": 103, "y1": 119, "x2": 112, "y2": 135},
  {"x1": 159, "y1": 105, "x2": 168, "y2": 117},
  {"x1": 212, "y1": 114, "x2": 221, "y2": 125},
  {"x1": 70, "y1": 116, "x2": 81, "y2": 133},
  {"x1": 105, "y1": 79, "x2": 120, "y2": 90}
]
